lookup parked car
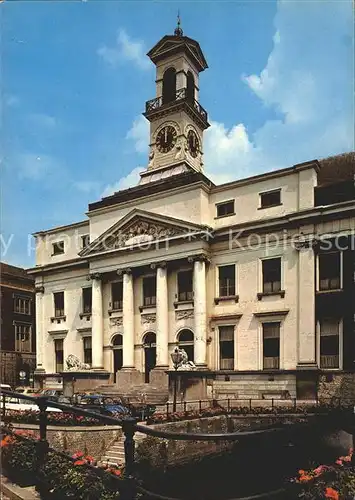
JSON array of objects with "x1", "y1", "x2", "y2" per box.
[
  {"x1": 1, "y1": 384, "x2": 12, "y2": 392},
  {"x1": 38, "y1": 389, "x2": 64, "y2": 402},
  {"x1": 14, "y1": 387, "x2": 41, "y2": 397},
  {"x1": 0, "y1": 396, "x2": 62, "y2": 412},
  {"x1": 75, "y1": 395, "x2": 130, "y2": 418}
]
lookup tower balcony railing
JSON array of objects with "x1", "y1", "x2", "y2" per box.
[{"x1": 145, "y1": 88, "x2": 208, "y2": 123}]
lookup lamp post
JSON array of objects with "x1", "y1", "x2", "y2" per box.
[{"x1": 170, "y1": 347, "x2": 183, "y2": 413}]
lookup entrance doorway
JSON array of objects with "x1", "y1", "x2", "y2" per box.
[
  {"x1": 143, "y1": 332, "x2": 156, "y2": 383},
  {"x1": 112, "y1": 334, "x2": 123, "y2": 383}
]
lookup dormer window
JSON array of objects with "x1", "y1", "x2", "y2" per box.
[
  {"x1": 81, "y1": 235, "x2": 90, "y2": 249},
  {"x1": 216, "y1": 200, "x2": 235, "y2": 218},
  {"x1": 259, "y1": 189, "x2": 281, "y2": 209},
  {"x1": 52, "y1": 241, "x2": 64, "y2": 255}
]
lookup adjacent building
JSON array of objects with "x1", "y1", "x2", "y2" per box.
[
  {"x1": 29, "y1": 23, "x2": 355, "y2": 399},
  {"x1": 0, "y1": 262, "x2": 36, "y2": 387}
]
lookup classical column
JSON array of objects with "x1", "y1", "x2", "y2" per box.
[
  {"x1": 154, "y1": 262, "x2": 169, "y2": 368},
  {"x1": 35, "y1": 286, "x2": 45, "y2": 373},
  {"x1": 191, "y1": 255, "x2": 208, "y2": 367},
  {"x1": 122, "y1": 269, "x2": 135, "y2": 369},
  {"x1": 91, "y1": 273, "x2": 104, "y2": 369},
  {"x1": 295, "y1": 238, "x2": 317, "y2": 368}
]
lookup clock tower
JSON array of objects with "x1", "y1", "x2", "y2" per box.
[{"x1": 139, "y1": 18, "x2": 210, "y2": 184}]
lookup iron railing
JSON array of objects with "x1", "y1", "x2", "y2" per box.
[
  {"x1": 1, "y1": 389, "x2": 354, "y2": 500},
  {"x1": 145, "y1": 88, "x2": 208, "y2": 123}
]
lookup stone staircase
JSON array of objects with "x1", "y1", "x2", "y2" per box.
[
  {"x1": 96, "y1": 383, "x2": 168, "y2": 405},
  {"x1": 101, "y1": 429, "x2": 147, "y2": 467}
]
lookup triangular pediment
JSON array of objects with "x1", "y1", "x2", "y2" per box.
[
  {"x1": 147, "y1": 36, "x2": 208, "y2": 72},
  {"x1": 80, "y1": 209, "x2": 211, "y2": 257}
]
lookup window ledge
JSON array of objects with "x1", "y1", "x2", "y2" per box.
[
  {"x1": 214, "y1": 295, "x2": 239, "y2": 305},
  {"x1": 316, "y1": 289, "x2": 343, "y2": 294},
  {"x1": 258, "y1": 203, "x2": 283, "y2": 210},
  {"x1": 214, "y1": 213, "x2": 236, "y2": 220},
  {"x1": 257, "y1": 290, "x2": 285, "y2": 300},
  {"x1": 51, "y1": 253, "x2": 65, "y2": 257},
  {"x1": 139, "y1": 304, "x2": 156, "y2": 313},
  {"x1": 79, "y1": 312, "x2": 92, "y2": 320},
  {"x1": 108, "y1": 308, "x2": 123, "y2": 316},
  {"x1": 50, "y1": 316, "x2": 66, "y2": 323},
  {"x1": 174, "y1": 300, "x2": 194, "y2": 309}
]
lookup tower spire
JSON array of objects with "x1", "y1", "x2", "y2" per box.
[{"x1": 174, "y1": 11, "x2": 183, "y2": 37}]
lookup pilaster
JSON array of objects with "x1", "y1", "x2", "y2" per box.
[
  {"x1": 295, "y1": 237, "x2": 318, "y2": 369},
  {"x1": 35, "y1": 285, "x2": 45, "y2": 373}
]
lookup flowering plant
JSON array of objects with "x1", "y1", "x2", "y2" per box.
[{"x1": 290, "y1": 448, "x2": 355, "y2": 499}]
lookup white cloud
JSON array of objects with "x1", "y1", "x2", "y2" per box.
[
  {"x1": 74, "y1": 181, "x2": 101, "y2": 194},
  {"x1": 13, "y1": 153, "x2": 57, "y2": 180},
  {"x1": 126, "y1": 115, "x2": 149, "y2": 153},
  {"x1": 101, "y1": 167, "x2": 142, "y2": 198},
  {"x1": 97, "y1": 29, "x2": 151, "y2": 71},
  {"x1": 104, "y1": 1, "x2": 353, "y2": 191},
  {"x1": 203, "y1": 0, "x2": 354, "y2": 183}
]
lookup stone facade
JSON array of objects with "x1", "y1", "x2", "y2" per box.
[{"x1": 29, "y1": 24, "x2": 355, "y2": 397}]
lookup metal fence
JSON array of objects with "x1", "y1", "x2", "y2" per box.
[{"x1": 1, "y1": 389, "x2": 354, "y2": 500}]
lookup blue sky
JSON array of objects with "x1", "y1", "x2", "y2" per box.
[{"x1": 1, "y1": 0, "x2": 354, "y2": 268}]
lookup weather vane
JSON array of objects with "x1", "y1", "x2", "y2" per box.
[{"x1": 174, "y1": 10, "x2": 183, "y2": 37}]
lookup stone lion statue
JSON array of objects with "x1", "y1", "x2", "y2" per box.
[
  {"x1": 66, "y1": 354, "x2": 90, "y2": 371},
  {"x1": 172, "y1": 347, "x2": 196, "y2": 371}
]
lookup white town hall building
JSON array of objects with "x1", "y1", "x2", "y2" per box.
[{"x1": 30, "y1": 22, "x2": 355, "y2": 401}]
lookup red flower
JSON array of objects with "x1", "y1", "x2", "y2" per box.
[
  {"x1": 72, "y1": 451, "x2": 84, "y2": 459},
  {"x1": 111, "y1": 469, "x2": 121, "y2": 476},
  {"x1": 325, "y1": 487, "x2": 339, "y2": 500},
  {"x1": 74, "y1": 460, "x2": 86, "y2": 466}
]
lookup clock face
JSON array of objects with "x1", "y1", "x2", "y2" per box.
[
  {"x1": 156, "y1": 125, "x2": 177, "y2": 153},
  {"x1": 187, "y1": 130, "x2": 200, "y2": 158}
]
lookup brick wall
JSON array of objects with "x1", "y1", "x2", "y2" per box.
[{"x1": 11, "y1": 423, "x2": 122, "y2": 459}]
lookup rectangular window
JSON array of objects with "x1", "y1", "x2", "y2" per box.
[
  {"x1": 83, "y1": 337, "x2": 92, "y2": 365},
  {"x1": 260, "y1": 189, "x2": 281, "y2": 209},
  {"x1": 319, "y1": 252, "x2": 341, "y2": 291},
  {"x1": 218, "y1": 265, "x2": 236, "y2": 297},
  {"x1": 15, "y1": 324, "x2": 32, "y2": 353},
  {"x1": 52, "y1": 241, "x2": 65, "y2": 255},
  {"x1": 14, "y1": 296, "x2": 31, "y2": 315},
  {"x1": 82, "y1": 288, "x2": 92, "y2": 314},
  {"x1": 111, "y1": 282, "x2": 123, "y2": 310},
  {"x1": 216, "y1": 200, "x2": 235, "y2": 218},
  {"x1": 54, "y1": 339, "x2": 64, "y2": 373},
  {"x1": 262, "y1": 258, "x2": 281, "y2": 293},
  {"x1": 263, "y1": 322, "x2": 280, "y2": 369},
  {"x1": 219, "y1": 326, "x2": 235, "y2": 370},
  {"x1": 320, "y1": 319, "x2": 340, "y2": 369},
  {"x1": 81, "y1": 235, "x2": 90, "y2": 249},
  {"x1": 177, "y1": 270, "x2": 193, "y2": 302},
  {"x1": 54, "y1": 292, "x2": 65, "y2": 317},
  {"x1": 143, "y1": 276, "x2": 156, "y2": 307}
]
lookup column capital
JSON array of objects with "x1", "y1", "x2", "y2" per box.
[
  {"x1": 150, "y1": 261, "x2": 167, "y2": 270},
  {"x1": 188, "y1": 254, "x2": 210, "y2": 264},
  {"x1": 117, "y1": 268, "x2": 132, "y2": 276},
  {"x1": 35, "y1": 286, "x2": 45, "y2": 294},
  {"x1": 89, "y1": 272, "x2": 102, "y2": 280}
]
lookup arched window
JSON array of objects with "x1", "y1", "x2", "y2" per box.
[
  {"x1": 186, "y1": 71, "x2": 195, "y2": 102},
  {"x1": 112, "y1": 334, "x2": 123, "y2": 347},
  {"x1": 177, "y1": 329, "x2": 194, "y2": 363},
  {"x1": 162, "y1": 67, "x2": 176, "y2": 105}
]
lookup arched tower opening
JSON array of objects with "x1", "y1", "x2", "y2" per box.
[
  {"x1": 186, "y1": 71, "x2": 195, "y2": 102},
  {"x1": 162, "y1": 67, "x2": 177, "y2": 105}
]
